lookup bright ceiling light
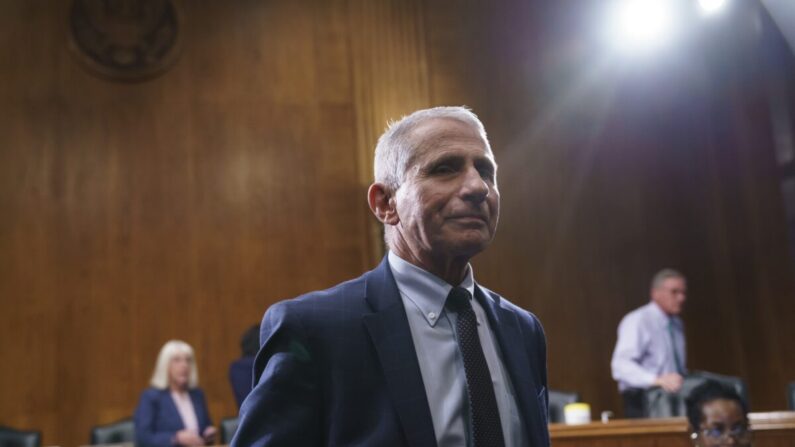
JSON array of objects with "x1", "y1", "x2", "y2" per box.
[
  {"x1": 612, "y1": 0, "x2": 673, "y2": 50},
  {"x1": 698, "y1": 0, "x2": 726, "y2": 14}
]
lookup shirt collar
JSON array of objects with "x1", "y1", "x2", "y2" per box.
[
  {"x1": 388, "y1": 251, "x2": 475, "y2": 327},
  {"x1": 649, "y1": 301, "x2": 681, "y2": 328}
]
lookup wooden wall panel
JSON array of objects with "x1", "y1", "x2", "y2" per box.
[
  {"x1": 0, "y1": 1, "x2": 429, "y2": 445},
  {"x1": 471, "y1": 0, "x2": 795, "y2": 420},
  {"x1": 347, "y1": 0, "x2": 432, "y2": 262},
  {"x1": 1, "y1": 1, "x2": 794, "y2": 446}
]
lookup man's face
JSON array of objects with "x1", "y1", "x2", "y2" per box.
[
  {"x1": 392, "y1": 118, "x2": 500, "y2": 260},
  {"x1": 652, "y1": 277, "x2": 687, "y2": 316}
]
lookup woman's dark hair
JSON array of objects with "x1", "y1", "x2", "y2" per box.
[
  {"x1": 686, "y1": 380, "x2": 748, "y2": 431},
  {"x1": 240, "y1": 324, "x2": 260, "y2": 357}
]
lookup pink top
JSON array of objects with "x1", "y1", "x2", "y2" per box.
[{"x1": 170, "y1": 390, "x2": 200, "y2": 434}]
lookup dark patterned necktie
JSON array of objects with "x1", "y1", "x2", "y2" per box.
[{"x1": 446, "y1": 287, "x2": 505, "y2": 447}]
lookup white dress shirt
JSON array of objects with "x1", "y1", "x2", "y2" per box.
[
  {"x1": 170, "y1": 390, "x2": 199, "y2": 434},
  {"x1": 388, "y1": 251, "x2": 526, "y2": 447},
  {"x1": 611, "y1": 301, "x2": 687, "y2": 391}
]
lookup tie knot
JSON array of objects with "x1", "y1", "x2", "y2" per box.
[{"x1": 446, "y1": 287, "x2": 472, "y2": 312}]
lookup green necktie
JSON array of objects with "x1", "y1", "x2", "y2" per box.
[{"x1": 668, "y1": 318, "x2": 684, "y2": 375}]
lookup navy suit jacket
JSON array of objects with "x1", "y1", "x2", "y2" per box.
[
  {"x1": 233, "y1": 257, "x2": 549, "y2": 447},
  {"x1": 229, "y1": 356, "x2": 255, "y2": 408},
  {"x1": 134, "y1": 387, "x2": 213, "y2": 447}
]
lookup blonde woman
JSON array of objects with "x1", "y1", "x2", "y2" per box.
[{"x1": 134, "y1": 340, "x2": 216, "y2": 446}]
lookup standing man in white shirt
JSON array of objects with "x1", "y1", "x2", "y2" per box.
[{"x1": 611, "y1": 269, "x2": 688, "y2": 418}]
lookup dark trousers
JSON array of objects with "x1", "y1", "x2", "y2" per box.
[{"x1": 622, "y1": 388, "x2": 647, "y2": 419}]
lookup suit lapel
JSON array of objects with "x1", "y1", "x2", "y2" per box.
[
  {"x1": 362, "y1": 257, "x2": 437, "y2": 447},
  {"x1": 475, "y1": 287, "x2": 546, "y2": 447},
  {"x1": 161, "y1": 389, "x2": 186, "y2": 430},
  {"x1": 188, "y1": 389, "x2": 207, "y2": 430}
]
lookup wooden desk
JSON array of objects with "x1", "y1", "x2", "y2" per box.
[
  {"x1": 96, "y1": 414, "x2": 795, "y2": 447},
  {"x1": 550, "y1": 411, "x2": 795, "y2": 447}
]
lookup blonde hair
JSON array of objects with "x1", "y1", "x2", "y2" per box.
[{"x1": 149, "y1": 340, "x2": 199, "y2": 389}]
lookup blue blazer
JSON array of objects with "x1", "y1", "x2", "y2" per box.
[
  {"x1": 229, "y1": 356, "x2": 255, "y2": 408},
  {"x1": 233, "y1": 256, "x2": 550, "y2": 447},
  {"x1": 134, "y1": 387, "x2": 213, "y2": 447}
]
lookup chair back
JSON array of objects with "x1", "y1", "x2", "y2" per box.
[
  {"x1": 0, "y1": 426, "x2": 41, "y2": 447},
  {"x1": 548, "y1": 389, "x2": 581, "y2": 423},
  {"x1": 788, "y1": 382, "x2": 795, "y2": 410},
  {"x1": 220, "y1": 417, "x2": 239, "y2": 444},
  {"x1": 693, "y1": 370, "x2": 748, "y2": 405},
  {"x1": 645, "y1": 370, "x2": 748, "y2": 418},
  {"x1": 90, "y1": 418, "x2": 134, "y2": 445}
]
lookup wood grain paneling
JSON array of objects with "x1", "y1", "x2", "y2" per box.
[
  {"x1": 347, "y1": 0, "x2": 432, "y2": 262},
  {"x1": 0, "y1": 1, "x2": 428, "y2": 445},
  {"x1": 1, "y1": 1, "x2": 794, "y2": 446},
  {"x1": 472, "y1": 0, "x2": 795, "y2": 420},
  {"x1": 550, "y1": 412, "x2": 795, "y2": 447}
]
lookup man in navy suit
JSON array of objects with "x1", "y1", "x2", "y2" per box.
[{"x1": 233, "y1": 106, "x2": 549, "y2": 447}]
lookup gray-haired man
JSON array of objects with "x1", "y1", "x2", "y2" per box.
[
  {"x1": 611, "y1": 269, "x2": 688, "y2": 418},
  {"x1": 234, "y1": 106, "x2": 550, "y2": 447}
]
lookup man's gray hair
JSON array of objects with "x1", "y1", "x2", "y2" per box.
[
  {"x1": 373, "y1": 106, "x2": 489, "y2": 191},
  {"x1": 651, "y1": 268, "x2": 686, "y2": 289}
]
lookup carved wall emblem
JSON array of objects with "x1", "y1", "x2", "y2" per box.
[{"x1": 69, "y1": 0, "x2": 181, "y2": 81}]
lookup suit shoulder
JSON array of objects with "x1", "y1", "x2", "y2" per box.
[
  {"x1": 260, "y1": 271, "x2": 371, "y2": 337},
  {"x1": 138, "y1": 387, "x2": 166, "y2": 403},
  {"x1": 190, "y1": 387, "x2": 206, "y2": 399},
  {"x1": 294, "y1": 273, "x2": 367, "y2": 305},
  {"x1": 479, "y1": 285, "x2": 543, "y2": 324},
  {"x1": 140, "y1": 387, "x2": 161, "y2": 397},
  {"x1": 266, "y1": 273, "x2": 367, "y2": 315}
]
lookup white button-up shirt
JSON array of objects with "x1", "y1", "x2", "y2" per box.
[{"x1": 388, "y1": 251, "x2": 526, "y2": 447}]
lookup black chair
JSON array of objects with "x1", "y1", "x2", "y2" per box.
[
  {"x1": 220, "y1": 417, "x2": 239, "y2": 444},
  {"x1": 693, "y1": 370, "x2": 748, "y2": 405},
  {"x1": 645, "y1": 370, "x2": 748, "y2": 418},
  {"x1": 90, "y1": 417, "x2": 134, "y2": 445},
  {"x1": 788, "y1": 382, "x2": 795, "y2": 410},
  {"x1": 0, "y1": 426, "x2": 41, "y2": 447},
  {"x1": 548, "y1": 389, "x2": 581, "y2": 423}
]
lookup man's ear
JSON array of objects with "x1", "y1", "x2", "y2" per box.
[{"x1": 368, "y1": 183, "x2": 399, "y2": 225}]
